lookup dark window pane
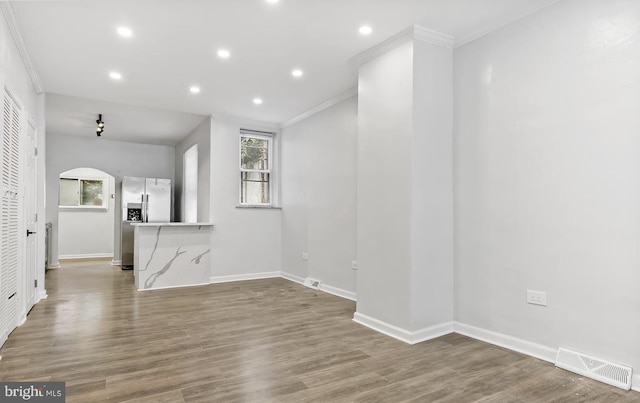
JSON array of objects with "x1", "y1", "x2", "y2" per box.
[
  {"x1": 241, "y1": 137, "x2": 269, "y2": 170},
  {"x1": 80, "y1": 180, "x2": 103, "y2": 206}
]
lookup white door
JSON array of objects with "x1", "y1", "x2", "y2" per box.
[
  {"x1": 0, "y1": 89, "x2": 22, "y2": 344},
  {"x1": 23, "y1": 120, "x2": 37, "y2": 314}
]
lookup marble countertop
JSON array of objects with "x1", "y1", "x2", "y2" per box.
[{"x1": 131, "y1": 222, "x2": 214, "y2": 227}]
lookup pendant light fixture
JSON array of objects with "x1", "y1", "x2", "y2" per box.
[{"x1": 96, "y1": 114, "x2": 105, "y2": 136}]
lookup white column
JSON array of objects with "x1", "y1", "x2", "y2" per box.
[{"x1": 354, "y1": 26, "x2": 454, "y2": 343}]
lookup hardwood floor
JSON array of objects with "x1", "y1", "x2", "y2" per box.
[{"x1": 1, "y1": 259, "x2": 637, "y2": 402}]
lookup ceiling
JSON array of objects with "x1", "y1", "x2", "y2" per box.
[
  {"x1": 10, "y1": 0, "x2": 558, "y2": 145},
  {"x1": 45, "y1": 93, "x2": 207, "y2": 146}
]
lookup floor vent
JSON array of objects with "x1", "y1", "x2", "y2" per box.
[
  {"x1": 555, "y1": 347, "x2": 632, "y2": 390},
  {"x1": 303, "y1": 278, "x2": 321, "y2": 290}
]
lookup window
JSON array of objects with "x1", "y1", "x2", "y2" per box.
[
  {"x1": 240, "y1": 133, "x2": 272, "y2": 205},
  {"x1": 59, "y1": 177, "x2": 105, "y2": 208}
]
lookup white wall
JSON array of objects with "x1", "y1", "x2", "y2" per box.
[
  {"x1": 175, "y1": 117, "x2": 211, "y2": 222},
  {"x1": 0, "y1": 10, "x2": 39, "y2": 115},
  {"x1": 58, "y1": 167, "x2": 115, "y2": 259},
  {"x1": 209, "y1": 118, "x2": 281, "y2": 279},
  {"x1": 46, "y1": 132, "x2": 175, "y2": 266},
  {"x1": 411, "y1": 39, "x2": 454, "y2": 330},
  {"x1": 356, "y1": 42, "x2": 414, "y2": 330},
  {"x1": 280, "y1": 97, "x2": 358, "y2": 295},
  {"x1": 0, "y1": 7, "x2": 47, "y2": 310},
  {"x1": 454, "y1": 0, "x2": 640, "y2": 380}
]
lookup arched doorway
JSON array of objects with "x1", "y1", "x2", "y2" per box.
[{"x1": 57, "y1": 167, "x2": 116, "y2": 262}]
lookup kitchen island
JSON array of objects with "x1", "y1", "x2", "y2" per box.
[{"x1": 132, "y1": 222, "x2": 213, "y2": 290}]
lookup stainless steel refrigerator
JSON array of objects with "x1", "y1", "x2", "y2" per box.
[{"x1": 121, "y1": 176, "x2": 171, "y2": 269}]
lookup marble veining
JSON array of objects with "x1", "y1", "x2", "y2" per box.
[
  {"x1": 191, "y1": 249, "x2": 210, "y2": 264},
  {"x1": 140, "y1": 226, "x2": 162, "y2": 273},
  {"x1": 134, "y1": 224, "x2": 213, "y2": 290},
  {"x1": 144, "y1": 247, "x2": 187, "y2": 289}
]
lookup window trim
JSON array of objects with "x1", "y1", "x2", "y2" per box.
[
  {"x1": 239, "y1": 131, "x2": 275, "y2": 207},
  {"x1": 183, "y1": 144, "x2": 198, "y2": 223},
  {"x1": 58, "y1": 176, "x2": 108, "y2": 210}
]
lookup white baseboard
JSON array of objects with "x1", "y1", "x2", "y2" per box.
[
  {"x1": 453, "y1": 322, "x2": 556, "y2": 363},
  {"x1": 280, "y1": 272, "x2": 357, "y2": 301},
  {"x1": 37, "y1": 290, "x2": 48, "y2": 301},
  {"x1": 47, "y1": 262, "x2": 60, "y2": 269},
  {"x1": 59, "y1": 253, "x2": 113, "y2": 260},
  {"x1": 353, "y1": 312, "x2": 454, "y2": 344},
  {"x1": 320, "y1": 283, "x2": 356, "y2": 301},
  {"x1": 280, "y1": 271, "x2": 305, "y2": 284},
  {"x1": 412, "y1": 321, "x2": 456, "y2": 344},
  {"x1": 209, "y1": 271, "x2": 281, "y2": 284},
  {"x1": 208, "y1": 270, "x2": 358, "y2": 303},
  {"x1": 454, "y1": 322, "x2": 639, "y2": 391},
  {"x1": 111, "y1": 259, "x2": 122, "y2": 266}
]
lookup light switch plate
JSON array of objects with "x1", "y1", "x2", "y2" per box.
[{"x1": 526, "y1": 290, "x2": 547, "y2": 306}]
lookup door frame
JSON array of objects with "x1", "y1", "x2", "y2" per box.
[{"x1": 22, "y1": 117, "x2": 38, "y2": 318}]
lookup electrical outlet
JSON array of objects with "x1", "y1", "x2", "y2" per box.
[
  {"x1": 302, "y1": 252, "x2": 309, "y2": 261},
  {"x1": 526, "y1": 290, "x2": 547, "y2": 306},
  {"x1": 351, "y1": 261, "x2": 358, "y2": 270}
]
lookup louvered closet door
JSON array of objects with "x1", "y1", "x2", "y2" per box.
[{"x1": 0, "y1": 90, "x2": 22, "y2": 344}]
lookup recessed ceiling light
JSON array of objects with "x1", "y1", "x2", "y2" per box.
[
  {"x1": 359, "y1": 25, "x2": 373, "y2": 35},
  {"x1": 292, "y1": 69, "x2": 304, "y2": 78},
  {"x1": 109, "y1": 71, "x2": 122, "y2": 80},
  {"x1": 265, "y1": 0, "x2": 279, "y2": 3},
  {"x1": 217, "y1": 49, "x2": 231, "y2": 59},
  {"x1": 117, "y1": 26, "x2": 133, "y2": 38},
  {"x1": 190, "y1": 86, "x2": 200, "y2": 94},
  {"x1": 253, "y1": 98, "x2": 263, "y2": 105}
]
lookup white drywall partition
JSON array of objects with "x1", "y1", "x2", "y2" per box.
[{"x1": 355, "y1": 34, "x2": 454, "y2": 341}]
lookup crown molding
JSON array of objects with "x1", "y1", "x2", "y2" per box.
[
  {"x1": 350, "y1": 24, "x2": 453, "y2": 67},
  {"x1": 210, "y1": 112, "x2": 280, "y2": 132},
  {"x1": 0, "y1": 3, "x2": 44, "y2": 93},
  {"x1": 281, "y1": 86, "x2": 357, "y2": 129},
  {"x1": 413, "y1": 25, "x2": 456, "y2": 49},
  {"x1": 453, "y1": 0, "x2": 560, "y2": 48}
]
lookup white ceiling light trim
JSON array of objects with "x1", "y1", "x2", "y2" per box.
[
  {"x1": 189, "y1": 86, "x2": 200, "y2": 94},
  {"x1": 217, "y1": 49, "x2": 230, "y2": 59},
  {"x1": 117, "y1": 26, "x2": 133, "y2": 37},
  {"x1": 0, "y1": 3, "x2": 44, "y2": 93},
  {"x1": 252, "y1": 98, "x2": 263, "y2": 105},
  {"x1": 291, "y1": 69, "x2": 303, "y2": 78},
  {"x1": 359, "y1": 25, "x2": 373, "y2": 35},
  {"x1": 281, "y1": 86, "x2": 358, "y2": 128},
  {"x1": 109, "y1": 71, "x2": 122, "y2": 80},
  {"x1": 350, "y1": 24, "x2": 453, "y2": 67}
]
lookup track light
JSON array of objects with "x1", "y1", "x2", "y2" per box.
[{"x1": 96, "y1": 114, "x2": 104, "y2": 136}]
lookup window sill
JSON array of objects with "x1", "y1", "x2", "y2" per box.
[
  {"x1": 59, "y1": 206, "x2": 108, "y2": 212},
  {"x1": 235, "y1": 205, "x2": 282, "y2": 210}
]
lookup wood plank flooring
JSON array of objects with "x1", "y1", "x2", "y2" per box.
[{"x1": 1, "y1": 259, "x2": 638, "y2": 402}]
